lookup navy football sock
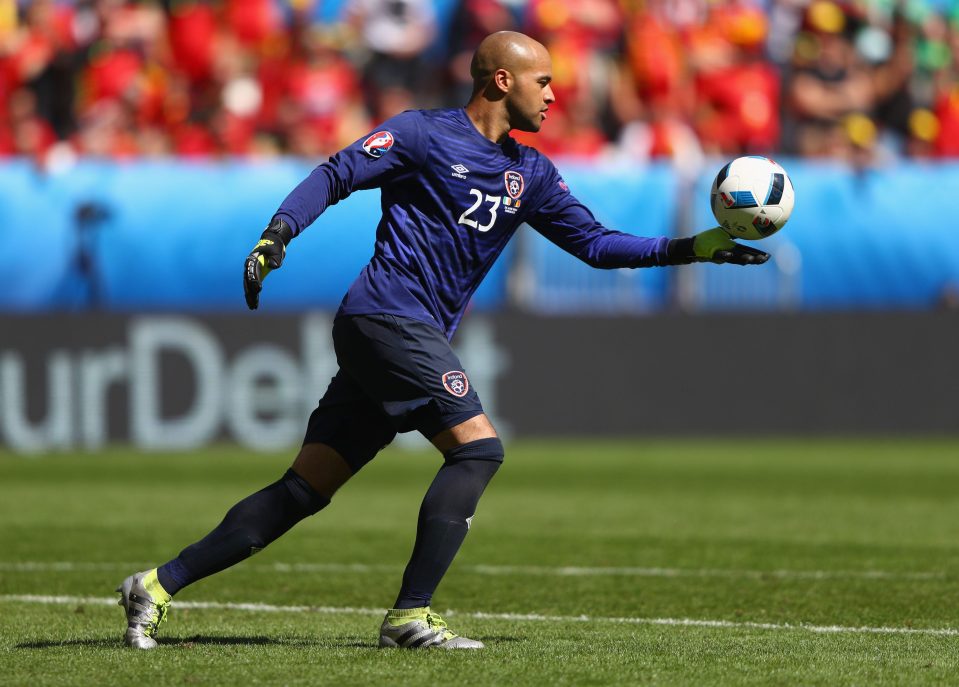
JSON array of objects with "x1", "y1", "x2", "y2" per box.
[
  {"x1": 393, "y1": 438, "x2": 503, "y2": 610},
  {"x1": 156, "y1": 469, "x2": 329, "y2": 595}
]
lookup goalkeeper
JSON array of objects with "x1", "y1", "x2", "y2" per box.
[{"x1": 117, "y1": 30, "x2": 767, "y2": 650}]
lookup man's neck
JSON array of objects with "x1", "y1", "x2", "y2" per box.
[{"x1": 464, "y1": 101, "x2": 511, "y2": 143}]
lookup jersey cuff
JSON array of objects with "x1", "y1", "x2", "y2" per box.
[
  {"x1": 666, "y1": 237, "x2": 696, "y2": 265},
  {"x1": 271, "y1": 213, "x2": 300, "y2": 240}
]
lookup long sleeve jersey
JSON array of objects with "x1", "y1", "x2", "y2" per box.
[{"x1": 274, "y1": 108, "x2": 671, "y2": 338}]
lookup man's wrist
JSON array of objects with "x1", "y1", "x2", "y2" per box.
[
  {"x1": 264, "y1": 217, "x2": 294, "y2": 246},
  {"x1": 666, "y1": 237, "x2": 696, "y2": 265}
]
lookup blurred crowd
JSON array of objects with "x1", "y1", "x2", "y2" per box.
[{"x1": 2, "y1": 0, "x2": 959, "y2": 166}]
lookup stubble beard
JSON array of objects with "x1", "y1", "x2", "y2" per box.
[{"x1": 506, "y1": 98, "x2": 542, "y2": 134}]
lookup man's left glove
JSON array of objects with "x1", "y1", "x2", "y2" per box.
[
  {"x1": 244, "y1": 217, "x2": 294, "y2": 310},
  {"x1": 667, "y1": 227, "x2": 770, "y2": 266}
]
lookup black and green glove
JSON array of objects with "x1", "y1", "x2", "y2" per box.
[
  {"x1": 668, "y1": 227, "x2": 770, "y2": 266},
  {"x1": 243, "y1": 217, "x2": 294, "y2": 310}
]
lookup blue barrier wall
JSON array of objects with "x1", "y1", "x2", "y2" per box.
[
  {"x1": 7, "y1": 159, "x2": 512, "y2": 312},
  {"x1": 7, "y1": 159, "x2": 959, "y2": 312}
]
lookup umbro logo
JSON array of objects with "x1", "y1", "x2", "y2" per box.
[{"x1": 451, "y1": 164, "x2": 469, "y2": 180}]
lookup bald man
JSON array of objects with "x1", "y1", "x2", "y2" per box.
[{"x1": 116, "y1": 32, "x2": 768, "y2": 651}]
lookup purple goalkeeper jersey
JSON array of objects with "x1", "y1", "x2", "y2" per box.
[{"x1": 273, "y1": 108, "x2": 670, "y2": 338}]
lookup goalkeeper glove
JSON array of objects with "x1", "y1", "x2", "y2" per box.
[
  {"x1": 667, "y1": 227, "x2": 770, "y2": 266},
  {"x1": 243, "y1": 217, "x2": 293, "y2": 310}
]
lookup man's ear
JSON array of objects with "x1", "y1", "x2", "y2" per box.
[{"x1": 492, "y1": 68, "x2": 512, "y2": 94}]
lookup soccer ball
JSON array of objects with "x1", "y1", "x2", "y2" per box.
[{"x1": 710, "y1": 156, "x2": 795, "y2": 240}]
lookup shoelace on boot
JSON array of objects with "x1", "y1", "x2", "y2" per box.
[
  {"x1": 426, "y1": 612, "x2": 454, "y2": 639},
  {"x1": 132, "y1": 595, "x2": 169, "y2": 637}
]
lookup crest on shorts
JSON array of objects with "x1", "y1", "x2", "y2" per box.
[
  {"x1": 362, "y1": 130, "x2": 394, "y2": 158},
  {"x1": 505, "y1": 170, "x2": 525, "y2": 199},
  {"x1": 441, "y1": 370, "x2": 470, "y2": 398}
]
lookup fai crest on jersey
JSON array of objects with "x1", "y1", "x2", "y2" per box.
[
  {"x1": 441, "y1": 370, "x2": 470, "y2": 398},
  {"x1": 505, "y1": 170, "x2": 525, "y2": 199},
  {"x1": 362, "y1": 130, "x2": 394, "y2": 158}
]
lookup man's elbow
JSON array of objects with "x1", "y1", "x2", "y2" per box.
[{"x1": 579, "y1": 252, "x2": 612, "y2": 269}]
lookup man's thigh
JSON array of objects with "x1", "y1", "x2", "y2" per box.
[
  {"x1": 303, "y1": 371, "x2": 397, "y2": 474},
  {"x1": 332, "y1": 314, "x2": 486, "y2": 440}
]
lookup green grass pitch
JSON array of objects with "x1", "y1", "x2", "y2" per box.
[{"x1": 2, "y1": 438, "x2": 959, "y2": 685}]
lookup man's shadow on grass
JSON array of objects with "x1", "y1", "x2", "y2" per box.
[
  {"x1": 18, "y1": 634, "x2": 523, "y2": 650},
  {"x1": 336, "y1": 635, "x2": 523, "y2": 649},
  {"x1": 16, "y1": 636, "x2": 322, "y2": 650}
]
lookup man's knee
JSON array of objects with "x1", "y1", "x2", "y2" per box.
[
  {"x1": 292, "y1": 443, "x2": 355, "y2": 499},
  {"x1": 281, "y1": 468, "x2": 330, "y2": 516},
  {"x1": 443, "y1": 437, "x2": 504, "y2": 466},
  {"x1": 430, "y1": 414, "x2": 498, "y2": 453},
  {"x1": 422, "y1": 438, "x2": 503, "y2": 520}
]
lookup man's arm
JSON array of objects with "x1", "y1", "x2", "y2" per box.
[
  {"x1": 243, "y1": 111, "x2": 429, "y2": 309},
  {"x1": 273, "y1": 111, "x2": 430, "y2": 237},
  {"x1": 527, "y1": 194, "x2": 673, "y2": 268},
  {"x1": 527, "y1": 166, "x2": 768, "y2": 268}
]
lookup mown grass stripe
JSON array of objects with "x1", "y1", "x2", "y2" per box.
[{"x1": 0, "y1": 560, "x2": 945, "y2": 581}]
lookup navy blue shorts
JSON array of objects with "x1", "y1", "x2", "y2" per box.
[{"x1": 303, "y1": 314, "x2": 485, "y2": 472}]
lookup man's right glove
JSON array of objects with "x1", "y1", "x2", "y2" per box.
[
  {"x1": 243, "y1": 217, "x2": 294, "y2": 310},
  {"x1": 667, "y1": 227, "x2": 770, "y2": 266}
]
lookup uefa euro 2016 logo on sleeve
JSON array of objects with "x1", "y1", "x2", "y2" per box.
[
  {"x1": 442, "y1": 371, "x2": 470, "y2": 397},
  {"x1": 362, "y1": 131, "x2": 395, "y2": 158}
]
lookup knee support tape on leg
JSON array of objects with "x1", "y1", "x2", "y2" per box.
[
  {"x1": 282, "y1": 468, "x2": 330, "y2": 515},
  {"x1": 443, "y1": 437, "x2": 504, "y2": 464}
]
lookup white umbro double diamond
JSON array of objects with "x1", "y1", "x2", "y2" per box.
[{"x1": 451, "y1": 164, "x2": 469, "y2": 179}]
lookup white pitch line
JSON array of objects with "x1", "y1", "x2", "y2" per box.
[
  {"x1": 0, "y1": 561, "x2": 946, "y2": 581},
  {"x1": 2, "y1": 594, "x2": 957, "y2": 638},
  {"x1": 454, "y1": 564, "x2": 947, "y2": 581}
]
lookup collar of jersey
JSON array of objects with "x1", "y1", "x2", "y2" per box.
[{"x1": 455, "y1": 108, "x2": 514, "y2": 152}]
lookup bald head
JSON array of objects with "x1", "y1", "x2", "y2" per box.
[
  {"x1": 464, "y1": 31, "x2": 554, "y2": 140},
  {"x1": 470, "y1": 31, "x2": 549, "y2": 96}
]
